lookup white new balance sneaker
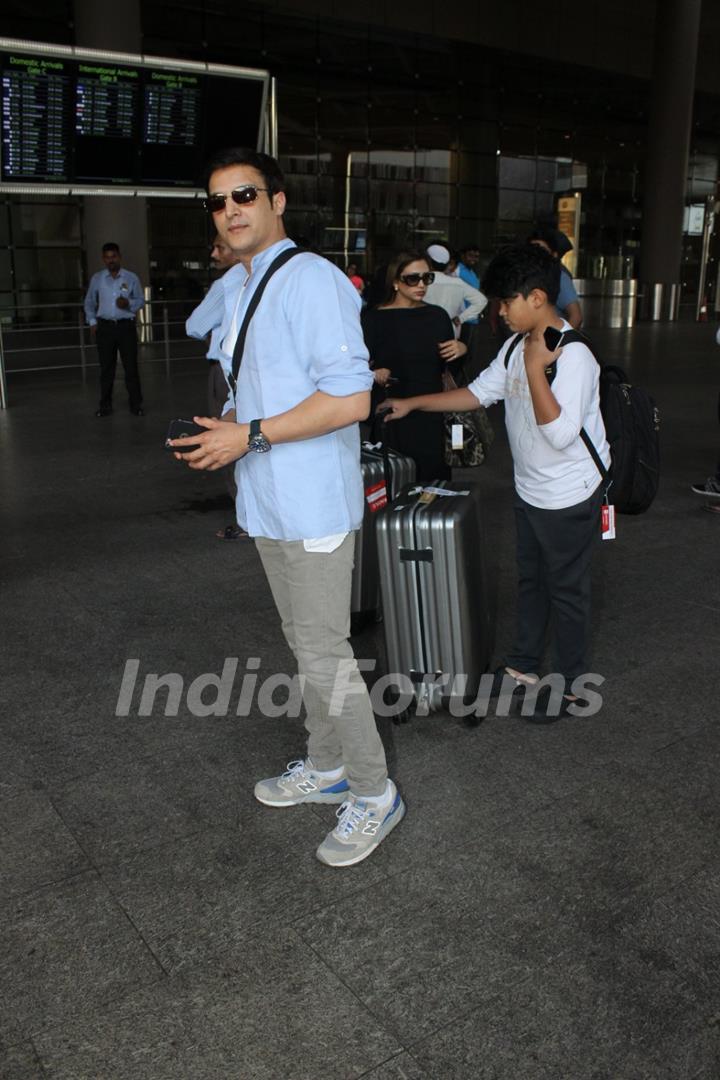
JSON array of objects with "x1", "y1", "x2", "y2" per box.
[
  {"x1": 316, "y1": 781, "x2": 405, "y2": 867},
  {"x1": 254, "y1": 759, "x2": 350, "y2": 807}
]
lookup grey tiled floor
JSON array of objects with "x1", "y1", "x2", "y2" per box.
[{"x1": 1, "y1": 323, "x2": 719, "y2": 1079}]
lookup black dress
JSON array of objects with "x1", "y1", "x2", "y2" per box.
[{"x1": 361, "y1": 303, "x2": 455, "y2": 482}]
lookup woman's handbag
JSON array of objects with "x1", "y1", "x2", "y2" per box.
[{"x1": 442, "y1": 369, "x2": 494, "y2": 467}]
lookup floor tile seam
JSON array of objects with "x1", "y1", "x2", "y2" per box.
[
  {"x1": 399, "y1": 970, "x2": 539, "y2": 1058},
  {"x1": 627, "y1": 863, "x2": 713, "y2": 920},
  {"x1": 103, "y1": 885, "x2": 175, "y2": 980},
  {"x1": 0, "y1": 865, "x2": 97, "y2": 907},
  {"x1": 355, "y1": 1048, "x2": 426, "y2": 1079},
  {"x1": 286, "y1": 924, "x2": 410, "y2": 1058},
  {"x1": 2, "y1": 860, "x2": 167, "y2": 978},
  {"x1": 24, "y1": 973, "x2": 171, "y2": 1050},
  {"x1": 46, "y1": 774, "x2": 220, "y2": 866},
  {"x1": 24, "y1": 1033, "x2": 49, "y2": 1078},
  {"x1": 94, "y1": 818, "x2": 246, "y2": 877},
  {"x1": 34, "y1": 738, "x2": 243, "y2": 792},
  {"x1": 81, "y1": 823, "x2": 221, "y2": 871},
  {"x1": 285, "y1": 809, "x2": 530, "y2": 929}
]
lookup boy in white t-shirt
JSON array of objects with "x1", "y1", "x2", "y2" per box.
[{"x1": 380, "y1": 243, "x2": 610, "y2": 720}]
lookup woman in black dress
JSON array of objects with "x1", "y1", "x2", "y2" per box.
[{"x1": 361, "y1": 252, "x2": 466, "y2": 482}]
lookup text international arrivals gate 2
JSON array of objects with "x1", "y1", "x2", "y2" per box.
[{"x1": 0, "y1": 38, "x2": 273, "y2": 196}]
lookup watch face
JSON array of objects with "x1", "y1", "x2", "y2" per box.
[{"x1": 249, "y1": 434, "x2": 271, "y2": 453}]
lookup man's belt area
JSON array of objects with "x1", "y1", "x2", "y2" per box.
[{"x1": 97, "y1": 316, "x2": 135, "y2": 323}]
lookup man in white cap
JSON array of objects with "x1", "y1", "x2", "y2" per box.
[{"x1": 424, "y1": 243, "x2": 488, "y2": 337}]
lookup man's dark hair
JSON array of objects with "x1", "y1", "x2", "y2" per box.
[
  {"x1": 481, "y1": 243, "x2": 561, "y2": 304},
  {"x1": 202, "y1": 147, "x2": 286, "y2": 198},
  {"x1": 528, "y1": 225, "x2": 573, "y2": 258},
  {"x1": 102, "y1": 242, "x2": 120, "y2": 254},
  {"x1": 459, "y1": 242, "x2": 480, "y2": 255}
]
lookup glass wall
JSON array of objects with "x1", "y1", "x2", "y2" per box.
[
  {"x1": 3, "y1": 3, "x2": 718, "y2": 310},
  {"x1": 0, "y1": 197, "x2": 84, "y2": 326}
]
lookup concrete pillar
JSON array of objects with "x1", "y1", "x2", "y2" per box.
[
  {"x1": 639, "y1": 0, "x2": 702, "y2": 320},
  {"x1": 73, "y1": 0, "x2": 150, "y2": 290}
]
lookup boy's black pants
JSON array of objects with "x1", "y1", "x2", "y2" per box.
[
  {"x1": 97, "y1": 319, "x2": 142, "y2": 411},
  {"x1": 505, "y1": 483, "x2": 603, "y2": 688}
]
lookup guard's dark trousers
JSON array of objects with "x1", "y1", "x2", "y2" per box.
[{"x1": 97, "y1": 319, "x2": 142, "y2": 411}]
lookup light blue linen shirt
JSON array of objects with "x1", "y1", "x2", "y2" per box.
[
  {"x1": 186, "y1": 277, "x2": 226, "y2": 361},
  {"x1": 217, "y1": 238, "x2": 373, "y2": 541},
  {"x1": 83, "y1": 268, "x2": 144, "y2": 325}
]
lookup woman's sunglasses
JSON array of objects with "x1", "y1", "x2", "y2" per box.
[
  {"x1": 203, "y1": 185, "x2": 270, "y2": 214},
  {"x1": 398, "y1": 272, "x2": 435, "y2": 286}
]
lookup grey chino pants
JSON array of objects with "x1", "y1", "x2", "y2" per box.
[{"x1": 255, "y1": 532, "x2": 388, "y2": 797}]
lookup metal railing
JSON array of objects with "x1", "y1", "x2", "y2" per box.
[{"x1": 0, "y1": 297, "x2": 210, "y2": 408}]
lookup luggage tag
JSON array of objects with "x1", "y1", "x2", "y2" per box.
[
  {"x1": 601, "y1": 499, "x2": 616, "y2": 541},
  {"x1": 365, "y1": 480, "x2": 387, "y2": 512},
  {"x1": 451, "y1": 424, "x2": 464, "y2": 450},
  {"x1": 422, "y1": 486, "x2": 470, "y2": 498}
]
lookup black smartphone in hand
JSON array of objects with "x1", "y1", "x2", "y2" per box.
[
  {"x1": 543, "y1": 326, "x2": 565, "y2": 352},
  {"x1": 164, "y1": 418, "x2": 207, "y2": 452}
]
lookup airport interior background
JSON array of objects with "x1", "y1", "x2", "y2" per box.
[
  {"x1": 1, "y1": 0, "x2": 720, "y2": 381},
  {"x1": 3, "y1": 4, "x2": 720, "y2": 1077}
]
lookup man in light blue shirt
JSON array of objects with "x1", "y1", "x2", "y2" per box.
[
  {"x1": 186, "y1": 235, "x2": 245, "y2": 540},
  {"x1": 84, "y1": 243, "x2": 145, "y2": 416},
  {"x1": 169, "y1": 148, "x2": 404, "y2": 867}
]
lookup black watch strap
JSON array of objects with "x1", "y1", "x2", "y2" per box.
[{"x1": 250, "y1": 419, "x2": 262, "y2": 438}]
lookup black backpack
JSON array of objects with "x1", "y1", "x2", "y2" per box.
[{"x1": 504, "y1": 331, "x2": 660, "y2": 515}]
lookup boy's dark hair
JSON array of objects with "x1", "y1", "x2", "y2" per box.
[
  {"x1": 202, "y1": 147, "x2": 286, "y2": 198},
  {"x1": 481, "y1": 243, "x2": 561, "y2": 304},
  {"x1": 102, "y1": 242, "x2": 120, "y2": 254}
]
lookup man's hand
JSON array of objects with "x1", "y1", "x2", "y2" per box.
[
  {"x1": 116, "y1": 296, "x2": 130, "y2": 310},
  {"x1": 90, "y1": 325, "x2": 97, "y2": 338},
  {"x1": 377, "y1": 398, "x2": 413, "y2": 422},
  {"x1": 170, "y1": 415, "x2": 248, "y2": 470},
  {"x1": 373, "y1": 367, "x2": 393, "y2": 387},
  {"x1": 438, "y1": 338, "x2": 467, "y2": 362}
]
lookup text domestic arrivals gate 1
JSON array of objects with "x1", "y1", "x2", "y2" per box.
[{"x1": 0, "y1": 39, "x2": 270, "y2": 194}]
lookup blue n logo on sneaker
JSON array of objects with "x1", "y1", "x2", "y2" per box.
[
  {"x1": 382, "y1": 794, "x2": 401, "y2": 823},
  {"x1": 323, "y1": 778, "x2": 350, "y2": 794}
]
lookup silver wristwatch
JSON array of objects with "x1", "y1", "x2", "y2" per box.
[{"x1": 248, "y1": 418, "x2": 271, "y2": 453}]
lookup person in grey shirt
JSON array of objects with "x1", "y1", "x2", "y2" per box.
[{"x1": 84, "y1": 242, "x2": 145, "y2": 416}]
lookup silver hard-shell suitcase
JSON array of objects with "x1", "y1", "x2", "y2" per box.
[
  {"x1": 376, "y1": 480, "x2": 493, "y2": 714},
  {"x1": 352, "y1": 444, "x2": 416, "y2": 634}
]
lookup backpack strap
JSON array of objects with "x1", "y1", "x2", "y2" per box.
[
  {"x1": 505, "y1": 327, "x2": 610, "y2": 485},
  {"x1": 558, "y1": 331, "x2": 610, "y2": 483},
  {"x1": 228, "y1": 246, "x2": 304, "y2": 398},
  {"x1": 503, "y1": 332, "x2": 524, "y2": 369}
]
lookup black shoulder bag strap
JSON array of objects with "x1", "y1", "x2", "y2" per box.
[
  {"x1": 227, "y1": 246, "x2": 304, "y2": 400},
  {"x1": 504, "y1": 328, "x2": 609, "y2": 484},
  {"x1": 551, "y1": 330, "x2": 610, "y2": 484}
]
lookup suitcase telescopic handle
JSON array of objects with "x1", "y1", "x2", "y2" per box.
[{"x1": 369, "y1": 408, "x2": 394, "y2": 503}]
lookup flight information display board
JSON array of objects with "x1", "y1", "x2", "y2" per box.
[{"x1": 1, "y1": 43, "x2": 269, "y2": 191}]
